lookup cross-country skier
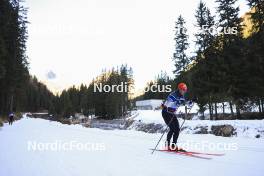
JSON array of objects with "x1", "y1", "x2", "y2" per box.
[
  {"x1": 8, "y1": 112, "x2": 14, "y2": 125},
  {"x1": 161, "y1": 83, "x2": 193, "y2": 151}
]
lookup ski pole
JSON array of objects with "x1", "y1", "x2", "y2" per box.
[
  {"x1": 151, "y1": 116, "x2": 174, "y2": 154},
  {"x1": 179, "y1": 105, "x2": 193, "y2": 132},
  {"x1": 175, "y1": 105, "x2": 194, "y2": 146}
]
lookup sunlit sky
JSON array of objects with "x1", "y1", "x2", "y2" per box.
[{"x1": 24, "y1": 0, "x2": 249, "y2": 93}]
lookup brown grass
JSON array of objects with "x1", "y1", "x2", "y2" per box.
[
  {"x1": 58, "y1": 118, "x2": 72, "y2": 125},
  {"x1": 0, "y1": 119, "x2": 3, "y2": 127}
]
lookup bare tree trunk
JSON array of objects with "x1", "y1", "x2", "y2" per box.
[
  {"x1": 258, "y1": 99, "x2": 262, "y2": 113},
  {"x1": 261, "y1": 99, "x2": 264, "y2": 112},
  {"x1": 215, "y1": 103, "x2": 218, "y2": 120},
  {"x1": 222, "y1": 102, "x2": 225, "y2": 114},
  {"x1": 236, "y1": 105, "x2": 241, "y2": 119},
  {"x1": 209, "y1": 103, "x2": 212, "y2": 120},
  {"x1": 229, "y1": 101, "x2": 234, "y2": 119}
]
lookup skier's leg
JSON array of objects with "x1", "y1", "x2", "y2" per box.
[
  {"x1": 166, "y1": 130, "x2": 173, "y2": 145},
  {"x1": 162, "y1": 110, "x2": 174, "y2": 148},
  {"x1": 162, "y1": 110, "x2": 172, "y2": 125},
  {"x1": 171, "y1": 118, "x2": 180, "y2": 145}
]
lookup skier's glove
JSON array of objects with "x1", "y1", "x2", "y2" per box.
[{"x1": 187, "y1": 100, "x2": 193, "y2": 107}]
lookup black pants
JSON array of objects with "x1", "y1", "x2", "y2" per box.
[
  {"x1": 162, "y1": 109, "x2": 180, "y2": 145},
  {"x1": 9, "y1": 116, "x2": 14, "y2": 125}
]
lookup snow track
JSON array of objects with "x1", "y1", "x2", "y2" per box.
[{"x1": 1, "y1": 117, "x2": 264, "y2": 176}]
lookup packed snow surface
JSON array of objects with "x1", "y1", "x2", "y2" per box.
[{"x1": 1, "y1": 116, "x2": 264, "y2": 176}]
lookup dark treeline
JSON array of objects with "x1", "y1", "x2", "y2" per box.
[
  {"x1": 52, "y1": 65, "x2": 134, "y2": 119},
  {"x1": 0, "y1": 0, "x2": 54, "y2": 116},
  {"x1": 0, "y1": 0, "x2": 134, "y2": 120},
  {"x1": 25, "y1": 76, "x2": 55, "y2": 112},
  {"x1": 142, "y1": 71, "x2": 176, "y2": 100},
  {"x1": 141, "y1": 0, "x2": 264, "y2": 120},
  {"x1": 187, "y1": 0, "x2": 264, "y2": 119}
]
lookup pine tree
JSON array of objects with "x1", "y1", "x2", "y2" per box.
[
  {"x1": 216, "y1": 0, "x2": 246, "y2": 119},
  {"x1": 0, "y1": 0, "x2": 29, "y2": 114},
  {"x1": 246, "y1": 0, "x2": 264, "y2": 113},
  {"x1": 173, "y1": 15, "x2": 190, "y2": 77},
  {"x1": 194, "y1": 1, "x2": 215, "y2": 55},
  {"x1": 195, "y1": 1, "x2": 209, "y2": 53},
  {"x1": 216, "y1": 0, "x2": 243, "y2": 43}
]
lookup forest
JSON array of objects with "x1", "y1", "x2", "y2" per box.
[{"x1": 0, "y1": 0, "x2": 263, "y2": 120}]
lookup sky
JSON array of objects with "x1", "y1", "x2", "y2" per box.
[{"x1": 24, "y1": 0, "x2": 249, "y2": 94}]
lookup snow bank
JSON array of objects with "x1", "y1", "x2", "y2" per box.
[{"x1": 130, "y1": 110, "x2": 264, "y2": 138}]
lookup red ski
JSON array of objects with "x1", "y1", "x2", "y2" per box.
[
  {"x1": 157, "y1": 149, "x2": 225, "y2": 156},
  {"x1": 182, "y1": 151, "x2": 225, "y2": 156},
  {"x1": 150, "y1": 149, "x2": 212, "y2": 160}
]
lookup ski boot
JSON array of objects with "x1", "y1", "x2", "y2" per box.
[
  {"x1": 170, "y1": 143, "x2": 187, "y2": 152},
  {"x1": 164, "y1": 141, "x2": 170, "y2": 150}
]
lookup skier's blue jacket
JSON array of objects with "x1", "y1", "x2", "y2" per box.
[{"x1": 163, "y1": 90, "x2": 192, "y2": 113}]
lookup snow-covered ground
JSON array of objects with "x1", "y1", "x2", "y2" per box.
[
  {"x1": 1, "y1": 116, "x2": 264, "y2": 176},
  {"x1": 131, "y1": 110, "x2": 264, "y2": 138}
]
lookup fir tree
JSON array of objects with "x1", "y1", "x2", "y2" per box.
[
  {"x1": 194, "y1": 1, "x2": 215, "y2": 55},
  {"x1": 173, "y1": 15, "x2": 190, "y2": 77}
]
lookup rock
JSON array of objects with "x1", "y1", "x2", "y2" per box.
[
  {"x1": 147, "y1": 123, "x2": 164, "y2": 133},
  {"x1": 181, "y1": 126, "x2": 188, "y2": 131},
  {"x1": 211, "y1": 125, "x2": 235, "y2": 137},
  {"x1": 123, "y1": 119, "x2": 134, "y2": 129},
  {"x1": 59, "y1": 119, "x2": 72, "y2": 125},
  {"x1": 194, "y1": 126, "x2": 208, "y2": 134},
  {"x1": 130, "y1": 121, "x2": 166, "y2": 133},
  {"x1": 255, "y1": 134, "x2": 261, "y2": 138},
  {"x1": 83, "y1": 123, "x2": 91, "y2": 128}
]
